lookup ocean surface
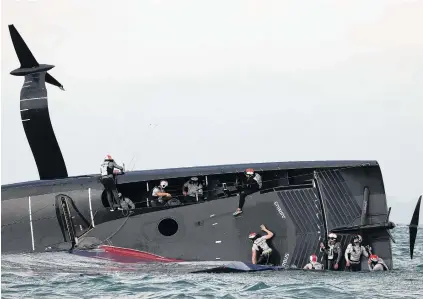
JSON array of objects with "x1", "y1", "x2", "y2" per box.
[{"x1": 2, "y1": 225, "x2": 423, "y2": 299}]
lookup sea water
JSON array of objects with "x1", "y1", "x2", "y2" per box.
[{"x1": 2, "y1": 225, "x2": 423, "y2": 298}]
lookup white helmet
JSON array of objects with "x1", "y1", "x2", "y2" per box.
[
  {"x1": 328, "y1": 233, "x2": 337, "y2": 239},
  {"x1": 160, "y1": 180, "x2": 168, "y2": 188}
]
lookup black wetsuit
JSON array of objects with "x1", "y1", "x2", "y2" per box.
[
  {"x1": 236, "y1": 174, "x2": 261, "y2": 210},
  {"x1": 100, "y1": 160, "x2": 124, "y2": 209}
]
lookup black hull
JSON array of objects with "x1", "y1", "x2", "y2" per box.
[{"x1": 1, "y1": 163, "x2": 394, "y2": 270}]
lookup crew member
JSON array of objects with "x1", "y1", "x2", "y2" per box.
[
  {"x1": 345, "y1": 234, "x2": 371, "y2": 271},
  {"x1": 303, "y1": 254, "x2": 324, "y2": 270},
  {"x1": 319, "y1": 233, "x2": 342, "y2": 270},
  {"x1": 249, "y1": 224, "x2": 274, "y2": 265},
  {"x1": 118, "y1": 192, "x2": 136, "y2": 210},
  {"x1": 100, "y1": 154, "x2": 125, "y2": 211},
  {"x1": 233, "y1": 168, "x2": 262, "y2": 216},
  {"x1": 149, "y1": 180, "x2": 172, "y2": 206},
  {"x1": 368, "y1": 254, "x2": 389, "y2": 271},
  {"x1": 182, "y1": 177, "x2": 203, "y2": 203}
]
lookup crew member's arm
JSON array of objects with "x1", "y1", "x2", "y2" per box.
[
  {"x1": 197, "y1": 183, "x2": 203, "y2": 195},
  {"x1": 153, "y1": 187, "x2": 171, "y2": 198},
  {"x1": 261, "y1": 224, "x2": 274, "y2": 240},
  {"x1": 156, "y1": 191, "x2": 171, "y2": 197},
  {"x1": 254, "y1": 173, "x2": 263, "y2": 189},
  {"x1": 319, "y1": 243, "x2": 328, "y2": 254},
  {"x1": 111, "y1": 162, "x2": 124, "y2": 172},
  {"x1": 335, "y1": 243, "x2": 342, "y2": 266},
  {"x1": 252, "y1": 249, "x2": 257, "y2": 264},
  {"x1": 236, "y1": 176, "x2": 244, "y2": 191},
  {"x1": 182, "y1": 181, "x2": 189, "y2": 195},
  {"x1": 368, "y1": 259, "x2": 373, "y2": 271},
  {"x1": 362, "y1": 246, "x2": 370, "y2": 258},
  {"x1": 380, "y1": 259, "x2": 389, "y2": 271},
  {"x1": 345, "y1": 244, "x2": 352, "y2": 266}
]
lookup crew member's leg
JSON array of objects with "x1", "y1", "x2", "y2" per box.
[
  {"x1": 184, "y1": 195, "x2": 196, "y2": 204},
  {"x1": 233, "y1": 189, "x2": 256, "y2": 216},
  {"x1": 327, "y1": 259, "x2": 334, "y2": 270},
  {"x1": 256, "y1": 251, "x2": 271, "y2": 265},
  {"x1": 350, "y1": 262, "x2": 361, "y2": 272},
  {"x1": 101, "y1": 176, "x2": 117, "y2": 210}
]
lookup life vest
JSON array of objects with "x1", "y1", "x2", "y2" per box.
[
  {"x1": 311, "y1": 262, "x2": 323, "y2": 270},
  {"x1": 253, "y1": 173, "x2": 263, "y2": 189},
  {"x1": 328, "y1": 244, "x2": 335, "y2": 259},
  {"x1": 101, "y1": 161, "x2": 111, "y2": 176},
  {"x1": 371, "y1": 259, "x2": 388, "y2": 271},
  {"x1": 150, "y1": 186, "x2": 164, "y2": 201},
  {"x1": 346, "y1": 243, "x2": 364, "y2": 263},
  {"x1": 327, "y1": 242, "x2": 340, "y2": 260},
  {"x1": 253, "y1": 236, "x2": 272, "y2": 254}
]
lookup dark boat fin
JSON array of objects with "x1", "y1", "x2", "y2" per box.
[
  {"x1": 332, "y1": 201, "x2": 396, "y2": 245},
  {"x1": 386, "y1": 207, "x2": 392, "y2": 223},
  {"x1": 409, "y1": 195, "x2": 421, "y2": 259},
  {"x1": 8, "y1": 24, "x2": 38, "y2": 68},
  {"x1": 8, "y1": 24, "x2": 64, "y2": 90},
  {"x1": 386, "y1": 229, "x2": 396, "y2": 244},
  {"x1": 331, "y1": 221, "x2": 395, "y2": 234},
  {"x1": 45, "y1": 72, "x2": 65, "y2": 90},
  {"x1": 333, "y1": 187, "x2": 397, "y2": 244}
]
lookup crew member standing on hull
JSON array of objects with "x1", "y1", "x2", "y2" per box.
[
  {"x1": 233, "y1": 168, "x2": 262, "y2": 216},
  {"x1": 249, "y1": 224, "x2": 274, "y2": 265},
  {"x1": 368, "y1": 254, "x2": 389, "y2": 271},
  {"x1": 345, "y1": 234, "x2": 371, "y2": 271},
  {"x1": 319, "y1": 233, "x2": 342, "y2": 270},
  {"x1": 100, "y1": 155, "x2": 125, "y2": 211}
]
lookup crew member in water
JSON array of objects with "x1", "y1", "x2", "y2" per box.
[
  {"x1": 319, "y1": 233, "x2": 342, "y2": 270},
  {"x1": 233, "y1": 168, "x2": 262, "y2": 216},
  {"x1": 182, "y1": 177, "x2": 203, "y2": 203},
  {"x1": 303, "y1": 254, "x2": 324, "y2": 270},
  {"x1": 100, "y1": 154, "x2": 125, "y2": 211},
  {"x1": 345, "y1": 234, "x2": 371, "y2": 271},
  {"x1": 368, "y1": 254, "x2": 389, "y2": 271},
  {"x1": 249, "y1": 224, "x2": 274, "y2": 265},
  {"x1": 149, "y1": 180, "x2": 172, "y2": 206}
]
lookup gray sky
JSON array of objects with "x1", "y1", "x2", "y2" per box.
[{"x1": 1, "y1": 0, "x2": 422, "y2": 223}]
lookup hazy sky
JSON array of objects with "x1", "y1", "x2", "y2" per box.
[{"x1": 1, "y1": 0, "x2": 422, "y2": 223}]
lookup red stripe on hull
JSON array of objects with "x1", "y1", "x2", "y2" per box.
[{"x1": 99, "y1": 245, "x2": 183, "y2": 262}]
